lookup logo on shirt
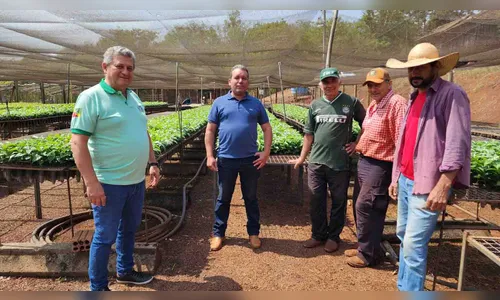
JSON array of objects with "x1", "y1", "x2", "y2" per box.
[
  {"x1": 315, "y1": 114, "x2": 347, "y2": 123},
  {"x1": 137, "y1": 105, "x2": 145, "y2": 113},
  {"x1": 72, "y1": 108, "x2": 81, "y2": 118},
  {"x1": 342, "y1": 105, "x2": 350, "y2": 114}
]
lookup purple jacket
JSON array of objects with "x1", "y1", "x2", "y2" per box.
[{"x1": 392, "y1": 77, "x2": 471, "y2": 195}]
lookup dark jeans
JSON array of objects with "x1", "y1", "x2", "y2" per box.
[
  {"x1": 355, "y1": 156, "x2": 392, "y2": 264},
  {"x1": 213, "y1": 156, "x2": 261, "y2": 237},
  {"x1": 308, "y1": 163, "x2": 350, "y2": 242},
  {"x1": 352, "y1": 174, "x2": 361, "y2": 225},
  {"x1": 89, "y1": 181, "x2": 145, "y2": 291}
]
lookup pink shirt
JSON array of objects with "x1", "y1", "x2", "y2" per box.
[{"x1": 392, "y1": 78, "x2": 471, "y2": 195}]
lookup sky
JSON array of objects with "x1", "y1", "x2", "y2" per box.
[{"x1": 338, "y1": 10, "x2": 364, "y2": 21}]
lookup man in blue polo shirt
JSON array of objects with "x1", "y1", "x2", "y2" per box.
[
  {"x1": 70, "y1": 46, "x2": 160, "y2": 291},
  {"x1": 205, "y1": 64, "x2": 273, "y2": 251}
]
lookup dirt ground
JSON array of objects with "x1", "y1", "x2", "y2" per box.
[{"x1": 0, "y1": 166, "x2": 498, "y2": 291}]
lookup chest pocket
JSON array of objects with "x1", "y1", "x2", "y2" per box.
[{"x1": 242, "y1": 105, "x2": 259, "y2": 122}]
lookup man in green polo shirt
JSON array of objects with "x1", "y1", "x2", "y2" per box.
[
  {"x1": 290, "y1": 67, "x2": 365, "y2": 252},
  {"x1": 70, "y1": 46, "x2": 160, "y2": 291}
]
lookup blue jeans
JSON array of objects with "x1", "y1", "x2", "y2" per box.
[
  {"x1": 89, "y1": 181, "x2": 145, "y2": 291},
  {"x1": 213, "y1": 156, "x2": 260, "y2": 237},
  {"x1": 396, "y1": 174, "x2": 439, "y2": 291}
]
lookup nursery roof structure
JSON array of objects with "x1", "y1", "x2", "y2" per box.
[{"x1": 0, "y1": 10, "x2": 499, "y2": 89}]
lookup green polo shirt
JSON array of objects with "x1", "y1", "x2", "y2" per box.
[
  {"x1": 305, "y1": 92, "x2": 365, "y2": 171},
  {"x1": 70, "y1": 79, "x2": 149, "y2": 185}
]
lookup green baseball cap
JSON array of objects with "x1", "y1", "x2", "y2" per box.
[{"x1": 320, "y1": 67, "x2": 340, "y2": 81}]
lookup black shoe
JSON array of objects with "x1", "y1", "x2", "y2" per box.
[
  {"x1": 116, "y1": 270, "x2": 154, "y2": 285},
  {"x1": 93, "y1": 286, "x2": 111, "y2": 291}
]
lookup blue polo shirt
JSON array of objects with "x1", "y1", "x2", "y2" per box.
[{"x1": 208, "y1": 91, "x2": 269, "y2": 159}]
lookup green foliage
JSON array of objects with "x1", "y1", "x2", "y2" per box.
[
  {"x1": 257, "y1": 113, "x2": 303, "y2": 155},
  {"x1": 470, "y1": 140, "x2": 500, "y2": 191},
  {"x1": 0, "y1": 103, "x2": 75, "y2": 120},
  {"x1": 81, "y1": 10, "x2": 474, "y2": 64},
  {"x1": 0, "y1": 102, "x2": 169, "y2": 121},
  {"x1": 359, "y1": 10, "x2": 475, "y2": 54},
  {"x1": 148, "y1": 106, "x2": 211, "y2": 155},
  {"x1": 160, "y1": 23, "x2": 221, "y2": 52},
  {"x1": 0, "y1": 134, "x2": 73, "y2": 166},
  {"x1": 0, "y1": 106, "x2": 211, "y2": 166},
  {"x1": 272, "y1": 104, "x2": 308, "y2": 124}
]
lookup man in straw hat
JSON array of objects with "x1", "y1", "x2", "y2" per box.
[
  {"x1": 344, "y1": 68, "x2": 407, "y2": 268},
  {"x1": 386, "y1": 42, "x2": 471, "y2": 291}
]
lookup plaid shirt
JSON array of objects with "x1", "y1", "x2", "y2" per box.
[{"x1": 355, "y1": 90, "x2": 407, "y2": 162}]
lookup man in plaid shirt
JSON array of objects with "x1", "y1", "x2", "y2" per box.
[{"x1": 344, "y1": 68, "x2": 407, "y2": 268}]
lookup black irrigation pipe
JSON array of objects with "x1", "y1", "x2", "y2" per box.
[
  {"x1": 164, "y1": 156, "x2": 208, "y2": 240},
  {"x1": 31, "y1": 206, "x2": 175, "y2": 244}
]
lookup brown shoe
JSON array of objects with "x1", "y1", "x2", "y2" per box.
[
  {"x1": 249, "y1": 235, "x2": 261, "y2": 249},
  {"x1": 303, "y1": 238, "x2": 324, "y2": 248},
  {"x1": 324, "y1": 239, "x2": 339, "y2": 253},
  {"x1": 210, "y1": 237, "x2": 224, "y2": 251},
  {"x1": 344, "y1": 249, "x2": 358, "y2": 257},
  {"x1": 346, "y1": 255, "x2": 369, "y2": 268}
]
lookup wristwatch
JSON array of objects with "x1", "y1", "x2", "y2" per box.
[{"x1": 149, "y1": 162, "x2": 159, "y2": 168}]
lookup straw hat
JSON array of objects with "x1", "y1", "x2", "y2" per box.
[{"x1": 386, "y1": 43, "x2": 459, "y2": 76}]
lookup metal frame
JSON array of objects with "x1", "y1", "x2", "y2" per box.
[
  {"x1": 0, "y1": 126, "x2": 206, "y2": 221},
  {"x1": 427, "y1": 192, "x2": 500, "y2": 290},
  {"x1": 0, "y1": 115, "x2": 72, "y2": 139},
  {"x1": 458, "y1": 232, "x2": 500, "y2": 291}
]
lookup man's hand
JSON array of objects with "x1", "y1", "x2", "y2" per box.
[
  {"x1": 389, "y1": 183, "x2": 398, "y2": 200},
  {"x1": 345, "y1": 142, "x2": 357, "y2": 155},
  {"x1": 253, "y1": 152, "x2": 269, "y2": 170},
  {"x1": 425, "y1": 183, "x2": 451, "y2": 211},
  {"x1": 207, "y1": 156, "x2": 218, "y2": 171},
  {"x1": 288, "y1": 157, "x2": 305, "y2": 169},
  {"x1": 148, "y1": 166, "x2": 160, "y2": 188},
  {"x1": 86, "y1": 181, "x2": 106, "y2": 206}
]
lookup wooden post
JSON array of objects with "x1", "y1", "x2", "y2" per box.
[
  {"x1": 40, "y1": 82, "x2": 46, "y2": 104},
  {"x1": 61, "y1": 84, "x2": 67, "y2": 103},
  {"x1": 34, "y1": 177, "x2": 42, "y2": 219},
  {"x1": 200, "y1": 77, "x2": 204, "y2": 104},
  {"x1": 322, "y1": 10, "x2": 326, "y2": 63},
  {"x1": 448, "y1": 69, "x2": 454, "y2": 83},
  {"x1": 457, "y1": 231, "x2": 469, "y2": 291},
  {"x1": 14, "y1": 81, "x2": 19, "y2": 101},
  {"x1": 67, "y1": 63, "x2": 72, "y2": 103},
  {"x1": 266, "y1": 76, "x2": 271, "y2": 107},
  {"x1": 278, "y1": 61, "x2": 287, "y2": 120},
  {"x1": 325, "y1": 10, "x2": 339, "y2": 68}
]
